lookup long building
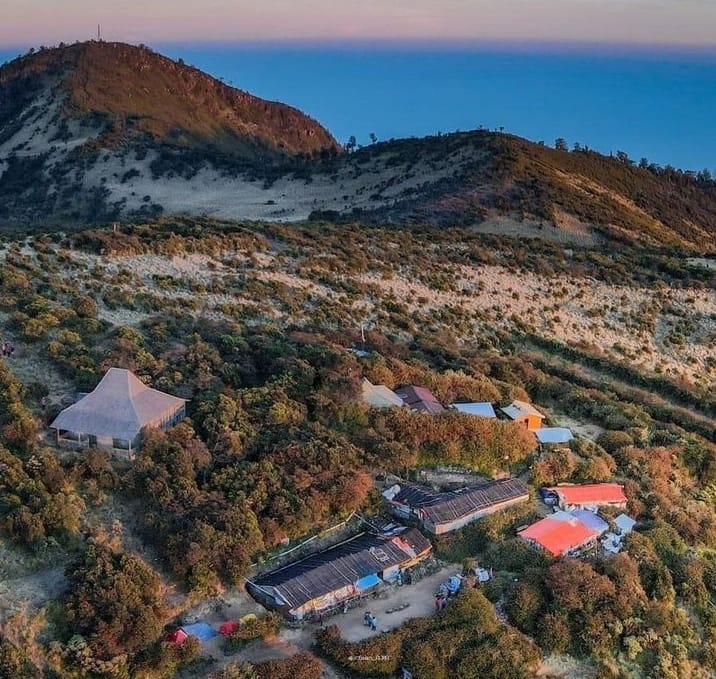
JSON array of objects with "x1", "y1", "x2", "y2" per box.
[
  {"x1": 247, "y1": 528, "x2": 431, "y2": 620},
  {"x1": 383, "y1": 478, "x2": 529, "y2": 535}
]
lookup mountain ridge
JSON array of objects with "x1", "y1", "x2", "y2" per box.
[{"x1": 1, "y1": 41, "x2": 715, "y2": 252}]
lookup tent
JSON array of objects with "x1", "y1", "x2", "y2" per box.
[
  {"x1": 182, "y1": 622, "x2": 218, "y2": 642},
  {"x1": 219, "y1": 621, "x2": 240, "y2": 636},
  {"x1": 166, "y1": 628, "x2": 188, "y2": 645}
]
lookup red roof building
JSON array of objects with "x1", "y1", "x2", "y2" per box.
[
  {"x1": 546, "y1": 484, "x2": 627, "y2": 511},
  {"x1": 518, "y1": 513, "x2": 600, "y2": 557}
]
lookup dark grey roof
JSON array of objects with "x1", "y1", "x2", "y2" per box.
[
  {"x1": 50, "y1": 368, "x2": 186, "y2": 441},
  {"x1": 392, "y1": 479, "x2": 529, "y2": 525},
  {"x1": 395, "y1": 386, "x2": 445, "y2": 414},
  {"x1": 254, "y1": 528, "x2": 431, "y2": 610}
]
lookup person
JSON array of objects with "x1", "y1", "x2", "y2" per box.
[
  {"x1": 370, "y1": 615, "x2": 377, "y2": 631},
  {"x1": 364, "y1": 611, "x2": 372, "y2": 626},
  {"x1": 343, "y1": 600, "x2": 349, "y2": 614},
  {"x1": 440, "y1": 597, "x2": 447, "y2": 610},
  {"x1": 434, "y1": 595, "x2": 442, "y2": 611},
  {"x1": 396, "y1": 569, "x2": 403, "y2": 586}
]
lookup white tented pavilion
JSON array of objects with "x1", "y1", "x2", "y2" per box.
[{"x1": 50, "y1": 368, "x2": 186, "y2": 459}]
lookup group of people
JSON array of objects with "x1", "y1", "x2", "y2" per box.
[
  {"x1": 1, "y1": 340, "x2": 15, "y2": 357},
  {"x1": 363, "y1": 611, "x2": 378, "y2": 631}
]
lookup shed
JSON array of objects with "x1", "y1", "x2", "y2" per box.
[
  {"x1": 501, "y1": 400, "x2": 545, "y2": 431},
  {"x1": 361, "y1": 379, "x2": 404, "y2": 408},
  {"x1": 614, "y1": 514, "x2": 636, "y2": 535},
  {"x1": 394, "y1": 385, "x2": 444, "y2": 414},
  {"x1": 50, "y1": 368, "x2": 186, "y2": 459},
  {"x1": 534, "y1": 427, "x2": 574, "y2": 444},
  {"x1": 452, "y1": 402, "x2": 496, "y2": 418}
]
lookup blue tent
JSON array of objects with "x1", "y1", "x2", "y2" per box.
[
  {"x1": 182, "y1": 622, "x2": 218, "y2": 642},
  {"x1": 356, "y1": 573, "x2": 381, "y2": 591}
]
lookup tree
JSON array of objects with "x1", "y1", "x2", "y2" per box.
[
  {"x1": 345, "y1": 135, "x2": 357, "y2": 152},
  {"x1": 554, "y1": 138, "x2": 568, "y2": 151},
  {"x1": 369, "y1": 132, "x2": 378, "y2": 144},
  {"x1": 64, "y1": 540, "x2": 166, "y2": 660}
]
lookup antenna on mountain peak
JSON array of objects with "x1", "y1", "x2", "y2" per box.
[{"x1": 97, "y1": 24, "x2": 101, "y2": 41}]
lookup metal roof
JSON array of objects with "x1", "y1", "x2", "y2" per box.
[
  {"x1": 361, "y1": 379, "x2": 404, "y2": 408},
  {"x1": 518, "y1": 514, "x2": 598, "y2": 556},
  {"x1": 254, "y1": 528, "x2": 431, "y2": 610},
  {"x1": 50, "y1": 368, "x2": 186, "y2": 441},
  {"x1": 395, "y1": 386, "x2": 445, "y2": 414},
  {"x1": 547, "y1": 483, "x2": 627, "y2": 506},
  {"x1": 452, "y1": 402, "x2": 497, "y2": 418},
  {"x1": 391, "y1": 478, "x2": 529, "y2": 525},
  {"x1": 501, "y1": 400, "x2": 544, "y2": 421},
  {"x1": 534, "y1": 427, "x2": 574, "y2": 444}
]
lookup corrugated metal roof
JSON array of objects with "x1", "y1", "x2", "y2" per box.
[
  {"x1": 395, "y1": 386, "x2": 445, "y2": 413},
  {"x1": 452, "y1": 402, "x2": 497, "y2": 418},
  {"x1": 518, "y1": 515, "x2": 597, "y2": 556},
  {"x1": 50, "y1": 368, "x2": 186, "y2": 441},
  {"x1": 254, "y1": 528, "x2": 431, "y2": 610},
  {"x1": 392, "y1": 478, "x2": 529, "y2": 524},
  {"x1": 548, "y1": 483, "x2": 627, "y2": 506},
  {"x1": 501, "y1": 400, "x2": 544, "y2": 420},
  {"x1": 535, "y1": 427, "x2": 574, "y2": 444}
]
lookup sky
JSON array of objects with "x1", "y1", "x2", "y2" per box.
[{"x1": 2, "y1": 0, "x2": 716, "y2": 48}]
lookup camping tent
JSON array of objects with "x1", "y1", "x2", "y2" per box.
[
  {"x1": 166, "y1": 629, "x2": 188, "y2": 645},
  {"x1": 219, "y1": 621, "x2": 240, "y2": 636}
]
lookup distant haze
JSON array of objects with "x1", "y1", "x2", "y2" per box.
[{"x1": 2, "y1": 0, "x2": 716, "y2": 47}]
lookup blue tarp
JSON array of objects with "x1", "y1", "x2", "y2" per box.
[
  {"x1": 446, "y1": 576, "x2": 462, "y2": 593},
  {"x1": 182, "y1": 622, "x2": 218, "y2": 641},
  {"x1": 356, "y1": 573, "x2": 381, "y2": 590}
]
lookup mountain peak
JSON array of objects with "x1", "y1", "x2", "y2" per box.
[{"x1": 0, "y1": 40, "x2": 339, "y2": 157}]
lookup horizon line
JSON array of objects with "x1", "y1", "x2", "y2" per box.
[{"x1": 2, "y1": 37, "x2": 716, "y2": 57}]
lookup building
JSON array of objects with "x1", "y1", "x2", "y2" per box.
[
  {"x1": 500, "y1": 400, "x2": 545, "y2": 431},
  {"x1": 602, "y1": 513, "x2": 637, "y2": 554},
  {"x1": 534, "y1": 427, "x2": 574, "y2": 445},
  {"x1": 518, "y1": 510, "x2": 607, "y2": 557},
  {"x1": 544, "y1": 483, "x2": 628, "y2": 512},
  {"x1": 247, "y1": 528, "x2": 431, "y2": 620},
  {"x1": 50, "y1": 368, "x2": 187, "y2": 460},
  {"x1": 451, "y1": 402, "x2": 497, "y2": 418},
  {"x1": 361, "y1": 378, "x2": 404, "y2": 408},
  {"x1": 383, "y1": 478, "x2": 529, "y2": 535},
  {"x1": 394, "y1": 385, "x2": 444, "y2": 414}
]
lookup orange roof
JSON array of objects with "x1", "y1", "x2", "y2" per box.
[
  {"x1": 548, "y1": 483, "x2": 626, "y2": 505},
  {"x1": 518, "y1": 516, "x2": 597, "y2": 556}
]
